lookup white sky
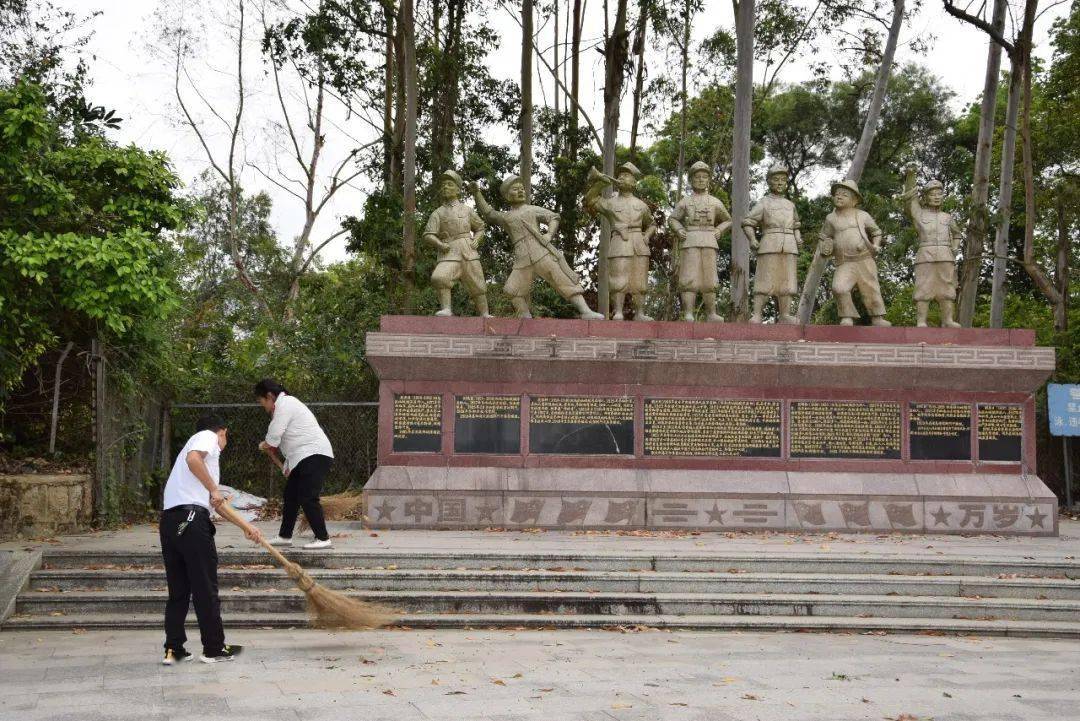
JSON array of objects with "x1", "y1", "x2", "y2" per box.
[{"x1": 61, "y1": 0, "x2": 1067, "y2": 264}]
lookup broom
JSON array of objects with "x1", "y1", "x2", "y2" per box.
[{"x1": 216, "y1": 498, "x2": 395, "y2": 629}]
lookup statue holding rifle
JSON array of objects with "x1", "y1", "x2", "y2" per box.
[
  {"x1": 470, "y1": 175, "x2": 603, "y2": 320},
  {"x1": 583, "y1": 162, "x2": 656, "y2": 321}
]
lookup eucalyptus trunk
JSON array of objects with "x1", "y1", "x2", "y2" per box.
[
  {"x1": 730, "y1": 0, "x2": 754, "y2": 321},
  {"x1": 989, "y1": 68, "x2": 1022, "y2": 328},
  {"x1": 521, "y1": 0, "x2": 534, "y2": 196},
  {"x1": 401, "y1": 0, "x2": 418, "y2": 312},
  {"x1": 599, "y1": 0, "x2": 630, "y2": 317}
]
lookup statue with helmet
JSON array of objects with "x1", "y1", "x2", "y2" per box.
[
  {"x1": 818, "y1": 179, "x2": 891, "y2": 327},
  {"x1": 743, "y1": 163, "x2": 802, "y2": 324},
  {"x1": 423, "y1": 169, "x2": 491, "y2": 317},
  {"x1": 667, "y1": 161, "x2": 731, "y2": 322},
  {"x1": 901, "y1": 164, "x2": 963, "y2": 328},
  {"x1": 583, "y1": 162, "x2": 656, "y2": 321},
  {"x1": 470, "y1": 174, "x2": 603, "y2": 320}
]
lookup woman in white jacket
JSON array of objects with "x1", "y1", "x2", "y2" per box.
[{"x1": 255, "y1": 379, "x2": 335, "y2": 549}]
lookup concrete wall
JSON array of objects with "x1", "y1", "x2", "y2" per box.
[{"x1": 0, "y1": 474, "x2": 92, "y2": 541}]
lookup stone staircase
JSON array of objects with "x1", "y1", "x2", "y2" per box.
[{"x1": 6, "y1": 548, "x2": 1080, "y2": 637}]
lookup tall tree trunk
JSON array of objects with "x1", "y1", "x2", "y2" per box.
[
  {"x1": 1017, "y1": 0, "x2": 1061, "y2": 314},
  {"x1": 383, "y1": 8, "x2": 395, "y2": 188},
  {"x1": 521, "y1": 0, "x2": 534, "y2": 196},
  {"x1": 402, "y1": 0, "x2": 418, "y2": 312},
  {"x1": 1055, "y1": 190, "x2": 1070, "y2": 332},
  {"x1": 797, "y1": 0, "x2": 903, "y2": 325},
  {"x1": 674, "y1": 0, "x2": 690, "y2": 194},
  {"x1": 963, "y1": 0, "x2": 1008, "y2": 326},
  {"x1": 629, "y1": 7, "x2": 647, "y2": 154},
  {"x1": 390, "y1": 17, "x2": 406, "y2": 193},
  {"x1": 989, "y1": 67, "x2": 1022, "y2": 328},
  {"x1": 569, "y1": 0, "x2": 583, "y2": 158},
  {"x1": 554, "y1": 0, "x2": 560, "y2": 120},
  {"x1": 598, "y1": 0, "x2": 630, "y2": 317},
  {"x1": 48, "y1": 341, "x2": 73, "y2": 455},
  {"x1": 730, "y1": 0, "x2": 754, "y2": 321}
]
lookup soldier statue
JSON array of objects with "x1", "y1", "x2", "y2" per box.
[
  {"x1": 471, "y1": 175, "x2": 603, "y2": 320},
  {"x1": 743, "y1": 164, "x2": 801, "y2": 324},
  {"x1": 818, "y1": 179, "x2": 891, "y2": 326},
  {"x1": 667, "y1": 161, "x2": 731, "y2": 322},
  {"x1": 583, "y1": 162, "x2": 656, "y2": 321},
  {"x1": 901, "y1": 164, "x2": 962, "y2": 328},
  {"x1": 423, "y1": 169, "x2": 490, "y2": 317}
]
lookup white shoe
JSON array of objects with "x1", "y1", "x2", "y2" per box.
[
  {"x1": 268, "y1": 536, "x2": 293, "y2": 547},
  {"x1": 303, "y1": 538, "x2": 332, "y2": 550}
]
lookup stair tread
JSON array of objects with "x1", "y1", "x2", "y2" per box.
[{"x1": 18, "y1": 588, "x2": 1080, "y2": 606}]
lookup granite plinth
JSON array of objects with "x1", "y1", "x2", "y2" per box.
[{"x1": 363, "y1": 316, "x2": 1058, "y2": 535}]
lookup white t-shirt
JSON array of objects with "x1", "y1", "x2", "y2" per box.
[
  {"x1": 163, "y1": 430, "x2": 221, "y2": 510},
  {"x1": 264, "y1": 394, "x2": 334, "y2": 471}
]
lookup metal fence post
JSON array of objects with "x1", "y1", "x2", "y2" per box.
[
  {"x1": 1065, "y1": 436, "x2": 1073, "y2": 511},
  {"x1": 91, "y1": 339, "x2": 106, "y2": 520}
]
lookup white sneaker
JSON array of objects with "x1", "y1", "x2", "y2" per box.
[
  {"x1": 303, "y1": 538, "x2": 332, "y2": 550},
  {"x1": 268, "y1": 536, "x2": 293, "y2": 547}
]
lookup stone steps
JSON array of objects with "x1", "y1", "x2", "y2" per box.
[
  {"x1": 14, "y1": 589, "x2": 1080, "y2": 622},
  {"x1": 36, "y1": 548, "x2": 1080, "y2": 577},
  {"x1": 6, "y1": 611, "x2": 1080, "y2": 638},
  {"x1": 27, "y1": 567, "x2": 1080, "y2": 599},
  {"x1": 8, "y1": 547, "x2": 1080, "y2": 638}
]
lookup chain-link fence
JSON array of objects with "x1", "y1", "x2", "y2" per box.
[{"x1": 169, "y1": 402, "x2": 379, "y2": 500}]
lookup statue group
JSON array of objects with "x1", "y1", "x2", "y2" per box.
[{"x1": 422, "y1": 161, "x2": 962, "y2": 327}]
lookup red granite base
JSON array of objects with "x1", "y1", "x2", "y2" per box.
[{"x1": 362, "y1": 316, "x2": 1057, "y2": 535}]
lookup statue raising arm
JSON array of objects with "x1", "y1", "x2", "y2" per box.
[{"x1": 901, "y1": 163, "x2": 921, "y2": 219}]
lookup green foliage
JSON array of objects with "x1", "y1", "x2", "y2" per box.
[{"x1": 0, "y1": 81, "x2": 184, "y2": 393}]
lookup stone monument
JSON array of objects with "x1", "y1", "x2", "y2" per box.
[
  {"x1": 818, "y1": 179, "x2": 891, "y2": 327},
  {"x1": 744, "y1": 164, "x2": 801, "y2": 324},
  {"x1": 902, "y1": 164, "x2": 962, "y2": 328},
  {"x1": 583, "y1": 162, "x2": 656, "y2": 321},
  {"x1": 424, "y1": 170, "x2": 491, "y2": 317},
  {"x1": 471, "y1": 175, "x2": 603, "y2": 320},
  {"x1": 667, "y1": 161, "x2": 731, "y2": 322}
]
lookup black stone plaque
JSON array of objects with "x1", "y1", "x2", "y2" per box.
[
  {"x1": 978, "y1": 404, "x2": 1023, "y2": 462},
  {"x1": 644, "y1": 399, "x2": 781, "y2": 457},
  {"x1": 392, "y1": 394, "x2": 442, "y2": 453},
  {"x1": 909, "y1": 403, "x2": 972, "y2": 461},
  {"x1": 454, "y1": 395, "x2": 521, "y2": 454},
  {"x1": 789, "y1": 400, "x2": 901, "y2": 459},
  {"x1": 528, "y1": 396, "x2": 634, "y2": 455}
]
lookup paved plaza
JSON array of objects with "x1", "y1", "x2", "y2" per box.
[{"x1": 0, "y1": 627, "x2": 1077, "y2": 721}]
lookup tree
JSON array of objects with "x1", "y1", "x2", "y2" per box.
[
  {"x1": 521, "y1": 0, "x2": 534, "y2": 195},
  {"x1": 730, "y1": 0, "x2": 755, "y2": 321},
  {"x1": 0, "y1": 82, "x2": 184, "y2": 393}
]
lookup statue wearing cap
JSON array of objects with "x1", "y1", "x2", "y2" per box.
[
  {"x1": 471, "y1": 174, "x2": 603, "y2": 319},
  {"x1": 818, "y1": 179, "x2": 891, "y2": 326},
  {"x1": 423, "y1": 169, "x2": 491, "y2": 317},
  {"x1": 583, "y1": 162, "x2": 656, "y2": 320},
  {"x1": 901, "y1": 164, "x2": 962, "y2": 328},
  {"x1": 743, "y1": 164, "x2": 801, "y2": 323},
  {"x1": 667, "y1": 161, "x2": 731, "y2": 322}
]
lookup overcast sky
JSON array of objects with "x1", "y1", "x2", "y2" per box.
[{"x1": 59, "y1": 0, "x2": 1067, "y2": 264}]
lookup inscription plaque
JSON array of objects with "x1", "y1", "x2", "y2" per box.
[
  {"x1": 644, "y1": 399, "x2": 781, "y2": 457},
  {"x1": 790, "y1": 400, "x2": 901, "y2": 459},
  {"x1": 529, "y1": 396, "x2": 634, "y2": 455},
  {"x1": 454, "y1": 395, "x2": 521, "y2": 454},
  {"x1": 392, "y1": 394, "x2": 442, "y2": 453},
  {"x1": 978, "y1": 404, "x2": 1023, "y2": 462},
  {"x1": 909, "y1": 403, "x2": 971, "y2": 461}
]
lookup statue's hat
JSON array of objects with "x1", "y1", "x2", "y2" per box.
[
  {"x1": 438, "y1": 169, "x2": 464, "y2": 187},
  {"x1": 687, "y1": 160, "x2": 711, "y2": 177},
  {"x1": 767, "y1": 163, "x2": 790, "y2": 178},
  {"x1": 499, "y1": 174, "x2": 524, "y2": 200},
  {"x1": 922, "y1": 179, "x2": 944, "y2": 193},
  {"x1": 830, "y1": 178, "x2": 863, "y2": 204},
  {"x1": 616, "y1": 161, "x2": 643, "y2": 179}
]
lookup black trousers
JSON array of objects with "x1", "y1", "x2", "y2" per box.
[
  {"x1": 159, "y1": 507, "x2": 225, "y2": 655},
  {"x1": 279, "y1": 454, "x2": 332, "y2": 541}
]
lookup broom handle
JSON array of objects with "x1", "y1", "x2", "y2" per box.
[{"x1": 214, "y1": 497, "x2": 293, "y2": 568}]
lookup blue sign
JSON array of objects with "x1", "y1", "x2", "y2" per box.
[{"x1": 1048, "y1": 384, "x2": 1080, "y2": 436}]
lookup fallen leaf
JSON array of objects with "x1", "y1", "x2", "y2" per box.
[
  {"x1": 612, "y1": 703, "x2": 633, "y2": 709},
  {"x1": 511, "y1": 673, "x2": 523, "y2": 679},
  {"x1": 491, "y1": 679, "x2": 506, "y2": 686},
  {"x1": 382, "y1": 690, "x2": 395, "y2": 696},
  {"x1": 741, "y1": 693, "x2": 761, "y2": 701}
]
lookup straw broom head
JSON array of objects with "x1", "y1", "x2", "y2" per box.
[
  {"x1": 298, "y1": 491, "x2": 364, "y2": 534},
  {"x1": 217, "y1": 498, "x2": 396, "y2": 630}
]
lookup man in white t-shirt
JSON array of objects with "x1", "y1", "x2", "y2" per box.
[{"x1": 159, "y1": 413, "x2": 261, "y2": 666}]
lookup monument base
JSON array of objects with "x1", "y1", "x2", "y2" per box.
[{"x1": 363, "y1": 316, "x2": 1058, "y2": 536}]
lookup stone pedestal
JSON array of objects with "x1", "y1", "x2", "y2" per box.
[
  {"x1": 0, "y1": 474, "x2": 92, "y2": 541},
  {"x1": 363, "y1": 316, "x2": 1057, "y2": 535}
]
